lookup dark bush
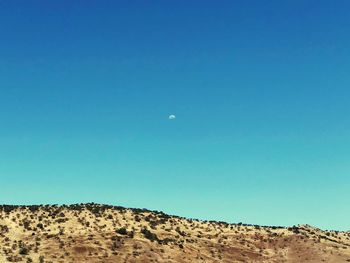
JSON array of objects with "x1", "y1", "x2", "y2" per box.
[
  {"x1": 141, "y1": 228, "x2": 158, "y2": 242},
  {"x1": 116, "y1": 227, "x2": 128, "y2": 235},
  {"x1": 19, "y1": 246, "x2": 29, "y2": 255}
]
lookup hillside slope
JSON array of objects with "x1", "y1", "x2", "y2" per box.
[{"x1": 0, "y1": 204, "x2": 349, "y2": 262}]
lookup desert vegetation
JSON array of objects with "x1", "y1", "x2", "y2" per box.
[{"x1": 0, "y1": 204, "x2": 349, "y2": 262}]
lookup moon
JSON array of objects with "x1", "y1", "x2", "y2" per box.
[{"x1": 168, "y1": 114, "x2": 176, "y2": 120}]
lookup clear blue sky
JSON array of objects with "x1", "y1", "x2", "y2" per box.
[{"x1": 0, "y1": 1, "x2": 349, "y2": 230}]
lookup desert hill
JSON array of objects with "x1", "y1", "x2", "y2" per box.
[{"x1": 0, "y1": 203, "x2": 349, "y2": 263}]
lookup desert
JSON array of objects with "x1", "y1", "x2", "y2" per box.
[{"x1": 0, "y1": 204, "x2": 349, "y2": 263}]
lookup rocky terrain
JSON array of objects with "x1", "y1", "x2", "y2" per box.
[{"x1": 0, "y1": 203, "x2": 349, "y2": 263}]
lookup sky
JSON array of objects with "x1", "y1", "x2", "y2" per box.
[{"x1": 0, "y1": 0, "x2": 349, "y2": 231}]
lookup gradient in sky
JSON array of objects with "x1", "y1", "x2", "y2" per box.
[{"x1": 0, "y1": 1, "x2": 349, "y2": 230}]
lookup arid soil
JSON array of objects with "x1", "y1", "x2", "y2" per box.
[{"x1": 0, "y1": 204, "x2": 349, "y2": 263}]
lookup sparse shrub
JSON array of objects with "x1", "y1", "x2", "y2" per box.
[
  {"x1": 19, "y1": 246, "x2": 29, "y2": 255},
  {"x1": 23, "y1": 220, "x2": 31, "y2": 230},
  {"x1": 128, "y1": 230, "x2": 135, "y2": 238},
  {"x1": 116, "y1": 227, "x2": 128, "y2": 235},
  {"x1": 107, "y1": 214, "x2": 113, "y2": 220},
  {"x1": 141, "y1": 228, "x2": 158, "y2": 242},
  {"x1": 56, "y1": 218, "x2": 67, "y2": 224}
]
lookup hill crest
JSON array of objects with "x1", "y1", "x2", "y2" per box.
[{"x1": 1, "y1": 203, "x2": 349, "y2": 262}]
